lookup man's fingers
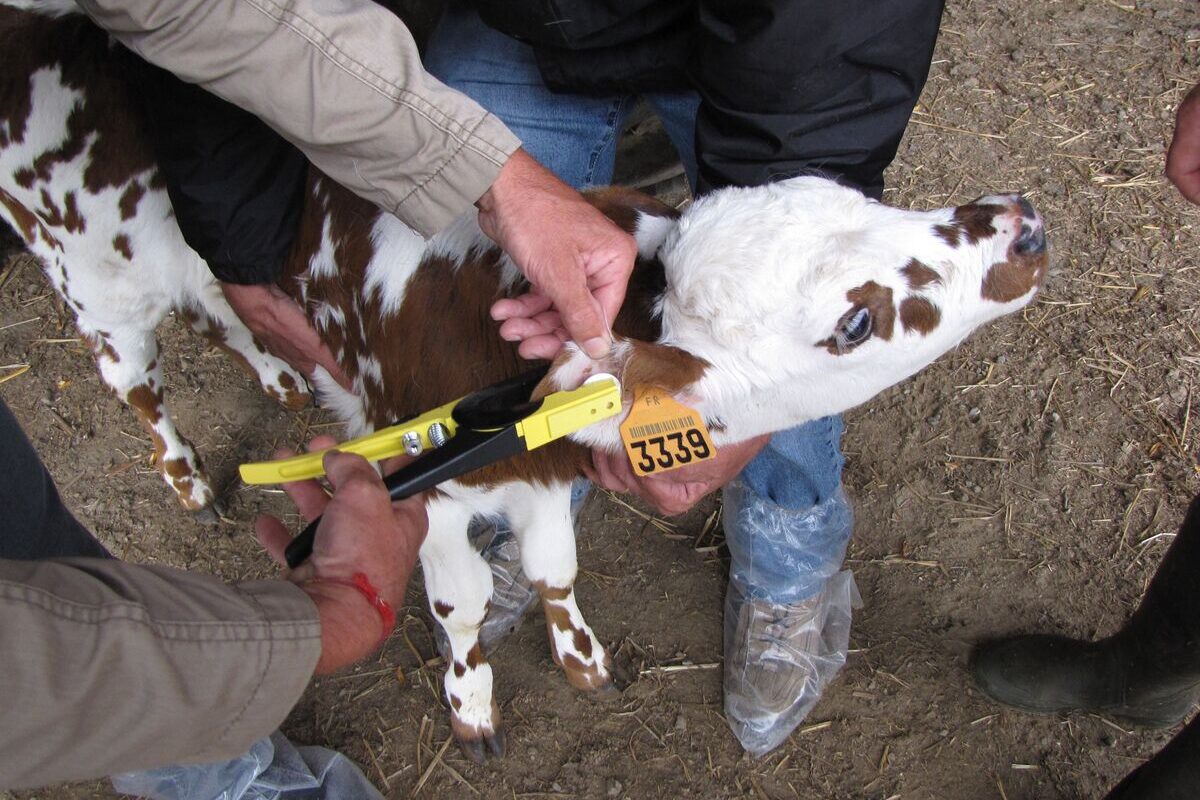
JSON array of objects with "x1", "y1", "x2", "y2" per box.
[
  {"x1": 517, "y1": 334, "x2": 568, "y2": 360},
  {"x1": 590, "y1": 280, "x2": 628, "y2": 330},
  {"x1": 322, "y1": 449, "x2": 383, "y2": 492},
  {"x1": 591, "y1": 449, "x2": 633, "y2": 493},
  {"x1": 308, "y1": 435, "x2": 339, "y2": 452},
  {"x1": 498, "y1": 311, "x2": 562, "y2": 342},
  {"x1": 281, "y1": 478, "x2": 333, "y2": 522},
  {"x1": 543, "y1": 277, "x2": 610, "y2": 358},
  {"x1": 254, "y1": 515, "x2": 294, "y2": 565},
  {"x1": 491, "y1": 293, "x2": 554, "y2": 321}
]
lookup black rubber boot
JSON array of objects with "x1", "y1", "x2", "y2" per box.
[
  {"x1": 973, "y1": 495, "x2": 1200, "y2": 728},
  {"x1": 1104, "y1": 713, "x2": 1200, "y2": 800}
]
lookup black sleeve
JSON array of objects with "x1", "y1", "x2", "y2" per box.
[
  {"x1": 690, "y1": 0, "x2": 945, "y2": 199},
  {"x1": 129, "y1": 56, "x2": 308, "y2": 286}
]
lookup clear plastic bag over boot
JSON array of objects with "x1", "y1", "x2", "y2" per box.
[
  {"x1": 724, "y1": 571, "x2": 861, "y2": 757},
  {"x1": 721, "y1": 479, "x2": 860, "y2": 757},
  {"x1": 111, "y1": 731, "x2": 383, "y2": 800}
]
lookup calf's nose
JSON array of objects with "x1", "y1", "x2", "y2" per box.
[
  {"x1": 1014, "y1": 220, "x2": 1046, "y2": 254},
  {"x1": 1011, "y1": 195, "x2": 1046, "y2": 255}
]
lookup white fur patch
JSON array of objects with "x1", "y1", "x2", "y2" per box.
[
  {"x1": 363, "y1": 212, "x2": 426, "y2": 316},
  {"x1": 633, "y1": 211, "x2": 676, "y2": 259}
]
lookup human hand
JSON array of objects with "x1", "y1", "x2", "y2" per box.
[
  {"x1": 584, "y1": 435, "x2": 770, "y2": 517},
  {"x1": 1167, "y1": 81, "x2": 1200, "y2": 205},
  {"x1": 477, "y1": 149, "x2": 637, "y2": 361},
  {"x1": 220, "y1": 282, "x2": 351, "y2": 391},
  {"x1": 255, "y1": 436, "x2": 428, "y2": 674}
]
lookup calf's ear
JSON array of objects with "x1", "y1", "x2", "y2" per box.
[{"x1": 533, "y1": 336, "x2": 708, "y2": 405}]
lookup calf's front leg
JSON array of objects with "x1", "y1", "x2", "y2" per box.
[
  {"x1": 420, "y1": 496, "x2": 505, "y2": 762},
  {"x1": 505, "y1": 482, "x2": 616, "y2": 692}
]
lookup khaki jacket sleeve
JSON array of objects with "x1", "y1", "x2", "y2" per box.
[
  {"x1": 0, "y1": 558, "x2": 321, "y2": 790},
  {"x1": 75, "y1": 0, "x2": 522, "y2": 237}
]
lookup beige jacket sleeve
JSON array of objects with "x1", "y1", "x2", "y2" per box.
[
  {"x1": 0, "y1": 558, "x2": 321, "y2": 790},
  {"x1": 75, "y1": 0, "x2": 522, "y2": 237}
]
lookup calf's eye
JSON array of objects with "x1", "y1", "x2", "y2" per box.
[{"x1": 836, "y1": 306, "x2": 873, "y2": 349}]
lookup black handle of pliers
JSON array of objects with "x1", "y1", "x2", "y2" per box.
[{"x1": 283, "y1": 425, "x2": 526, "y2": 569}]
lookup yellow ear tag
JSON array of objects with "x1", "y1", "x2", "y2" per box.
[{"x1": 619, "y1": 387, "x2": 718, "y2": 476}]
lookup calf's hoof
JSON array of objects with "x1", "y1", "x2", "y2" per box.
[
  {"x1": 451, "y1": 716, "x2": 506, "y2": 763},
  {"x1": 189, "y1": 501, "x2": 225, "y2": 526}
]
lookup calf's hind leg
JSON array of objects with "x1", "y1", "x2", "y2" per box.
[
  {"x1": 421, "y1": 496, "x2": 506, "y2": 762},
  {"x1": 505, "y1": 482, "x2": 616, "y2": 692},
  {"x1": 82, "y1": 323, "x2": 217, "y2": 518},
  {"x1": 182, "y1": 286, "x2": 310, "y2": 411}
]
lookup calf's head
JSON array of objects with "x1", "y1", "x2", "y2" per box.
[{"x1": 554, "y1": 177, "x2": 1048, "y2": 449}]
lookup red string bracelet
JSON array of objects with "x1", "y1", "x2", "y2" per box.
[{"x1": 307, "y1": 572, "x2": 396, "y2": 646}]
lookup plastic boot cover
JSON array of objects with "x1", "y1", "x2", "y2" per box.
[
  {"x1": 111, "y1": 731, "x2": 384, "y2": 800},
  {"x1": 724, "y1": 571, "x2": 861, "y2": 757}
]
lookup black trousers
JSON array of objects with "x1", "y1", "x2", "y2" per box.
[
  {"x1": 1105, "y1": 497, "x2": 1200, "y2": 798},
  {"x1": 0, "y1": 399, "x2": 109, "y2": 560},
  {"x1": 129, "y1": 59, "x2": 308, "y2": 287}
]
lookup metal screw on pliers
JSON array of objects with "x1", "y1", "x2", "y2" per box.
[
  {"x1": 428, "y1": 423, "x2": 450, "y2": 448},
  {"x1": 402, "y1": 431, "x2": 422, "y2": 456}
]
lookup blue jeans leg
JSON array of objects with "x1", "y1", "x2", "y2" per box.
[
  {"x1": 645, "y1": 92, "x2": 702, "y2": 190},
  {"x1": 425, "y1": 3, "x2": 629, "y2": 189},
  {"x1": 725, "y1": 417, "x2": 853, "y2": 605}
]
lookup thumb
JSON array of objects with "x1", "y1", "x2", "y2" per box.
[{"x1": 547, "y1": 276, "x2": 611, "y2": 359}]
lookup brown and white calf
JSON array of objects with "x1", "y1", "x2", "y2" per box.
[{"x1": 0, "y1": 8, "x2": 1048, "y2": 760}]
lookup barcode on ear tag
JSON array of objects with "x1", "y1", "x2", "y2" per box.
[{"x1": 619, "y1": 387, "x2": 717, "y2": 476}]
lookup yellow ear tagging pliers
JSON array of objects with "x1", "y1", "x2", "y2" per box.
[{"x1": 237, "y1": 365, "x2": 622, "y2": 568}]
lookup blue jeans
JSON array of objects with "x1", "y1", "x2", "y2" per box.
[{"x1": 426, "y1": 5, "x2": 853, "y2": 604}]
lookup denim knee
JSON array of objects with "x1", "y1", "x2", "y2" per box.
[{"x1": 740, "y1": 416, "x2": 845, "y2": 511}]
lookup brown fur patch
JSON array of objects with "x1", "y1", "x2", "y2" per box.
[
  {"x1": 584, "y1": 186, "x2": 679, "y2": 236},
  {"x1": 112, "y1": 233, "x2": 132, "y2": 260},
  {"x1": 433, "y1": 600, "x2": 454, "y2": 618},
  {"x1": 620, "y1": 340, "x2": 709, "y2": 399},
  {"x1": 164, "y1": 457, "x2": 192, "y2": 479},
  {"x1": 982, "y1": 252, "x2": 1048, "y2": 303},
  {"x1": 534, "y1": 583, "x2": 572, "y2": 603},
  {"x1": 38, "y1": 188, "x2": 62, "y2": 226},
  {"x1": 449, "y1": 694, "x2": 462, "y2": 711},
  {"x1": 465, "y1": 643, "x2": 485, "y2": 669},
  {"x1": 0, "y1": 187, "x2": 41, "y2": 243},
  {"x1": 953, "y1": 203, "x2": 999, "y2": 245},
  {"x1": 902, "y1": 259, "x2": 940, "y2": 289},
  {"x1": 62, "y1": 191, "x2": 84, "y2": 233},
  {"x1": 126, "y1": 383, "x2": 164, "y2": 423},
  {"x1": 453, "y1": 661, "x2": 466, "y2": 679},
  {"x1": 543, "y1": 599, "x2": 573, "y2": 635},
  {"x1": 899, "y1": 296, "x2": 941, "y2": 335},
  {"x1": 934, "y1": 224, "x2": 959, "y2": 247},
  {"x1": 118, "y1": 181, "x2": 144, "y2": 221},
  {"x1": 14, "y1": 168, "x2": 34, "y2": 189},
  {"x1": 561, "y1": 652, "x2": 590, "y2": 678},
  {"x1": 572, "y1": 627, "x2": 593, "y2": 658}
]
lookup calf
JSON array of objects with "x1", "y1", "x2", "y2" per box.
[{"x1": 0, "y1": 8, "x2": 1048, "y2": 760}]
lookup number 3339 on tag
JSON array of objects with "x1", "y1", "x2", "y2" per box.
[{"x1": 619, "y1": 387, "x2": 718, "y2": 476}]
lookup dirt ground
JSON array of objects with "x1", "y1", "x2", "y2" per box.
[{"x1": 3, "y1": 1, "x2": 1199, "y2": 798}]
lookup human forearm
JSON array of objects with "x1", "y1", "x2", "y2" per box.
[
  {"x1": 0, "y1": 558, "x2": 321, "y2": 789},
  {"x1": 75, "y1": 0, "x2": 520, "y2": 235}
]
